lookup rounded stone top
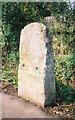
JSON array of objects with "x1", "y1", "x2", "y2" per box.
[{"x1": 23, "y1": 22, "x2": 46, "y2": 30}]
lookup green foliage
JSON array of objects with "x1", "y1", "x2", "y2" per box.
[
  {"x1": 2, "y1": 2, "x2": 44, "y2": 64},
  {"x1": 2, "y1": 2, "x2": 71, "y2": 56},
  {"x1": 2, "y1": 67, "x2": 18, "y2": 87},
  {"x1": 55, "y1": 55, "x2": 75, "y2": 85},
  {"x1": 56, "y1": 80, "x2": 75, "y2": 104},
  {"x1": 7, "y1": 51, "x2": 19, "y2": 66}
]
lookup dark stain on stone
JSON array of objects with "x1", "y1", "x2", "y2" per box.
[
  {"x1": 22, "y1": 64, "x2": 25, "y2": 67},
  {"x1": 36, "y1": 67, "x2": 38, "y2": 70}
]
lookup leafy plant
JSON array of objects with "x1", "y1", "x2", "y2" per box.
[
  {"x1": 55, "y1": 80, "x2": 75, "y2": 104},
  {"x1": 55, "y1": 55, "x2": 75, "y2": 86}
]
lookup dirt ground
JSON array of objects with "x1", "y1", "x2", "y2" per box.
[
  {"x1": 1, "y1": 92, "x2": 56, "y2": 118},
  {"x1": 1, "y1": 80, "x2": 75, "y2": 119}
]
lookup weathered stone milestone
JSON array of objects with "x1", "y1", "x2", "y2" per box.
[{"x1": 18, "y1": 22, "x2": 55, "y2": 107}]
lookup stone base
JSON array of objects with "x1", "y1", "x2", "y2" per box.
[{"x1": 18, "y1": 69, "x2": 45, "y2": 107}]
